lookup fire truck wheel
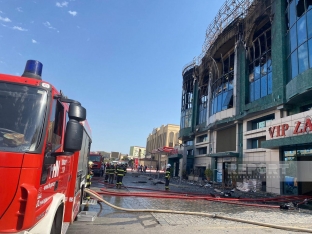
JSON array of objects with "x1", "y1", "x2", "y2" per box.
[{"x1": 50, "y1": 203, "x2": 64, "y2": 234}]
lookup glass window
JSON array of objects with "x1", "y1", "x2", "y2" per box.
[
  {"x1": 46, "y1": 100, "x2": 65, "y2": 153},
  {"x1": 267, "y1": 52, "x2": 272, "y2": 73},
  {"x1": 250, "y1": 82, "x2": 255, "y2": 102},
  {"x1": 213, "y1": 97, "x2": 217, "y2": 114},
  {"x1": 217, "y1": 93, "x2": 222, "y2": 112},
  {"x1": 261, "y1": 57, "x2": 267, "y2": 77},
  {"x1": 250, "y1": 114, "x2": 274, "y2": 130},
  {"x1": 254, "y1": 59, "x2": 261, "y2": 80},
  {"x1": 198, "y1": 147, "x2": 207, "y2": 155},
  {"x1": 298, "y1": 42, "x2": 309, "y2": 73},
  {"x1": 210, "y1": 52, "x2": 234, "y2": 115},
  {"x1": 249, "y1": 26, "x2": 271, "y2": 103},
  {"x1": 297, "y1": 15, "x2": 307, "y2": 46},
  {"x1": 228, "y1": 80, "x2": 233, "y2": 90},
  {"x1": 261, "y1": 75, "x2": 268, "y2": 97},
  {"x1": 251, "y1": 139, "x2": 258, "y2": 149},
  {"x1": 289, "y1": 0, "x2": 296, "y2": 27},
  {"x1": 268, "y1": 72, "x2": 273, "y2": 94},
  {"x1": 308, "y1": 10, "x2": 312, "y2": 39},
  {"x1": 254, "y1": 79, "x2": 261, "y2": 100},
  {"x1": 291, "y1": 50, "x2": 299, "y2": 78},
  {"x1": 290, "y1": 25, "x2": 298, "y2": 52},
  {"x1": 0, "y1": 83, "x2": 48, "y2": 153},
  {"x1": 309, "y1": 38, "x2": 312, "y2": 68},
  {"x1": 308, "y1": 0, "x2": 312, "y2": 11},
  {"x1": 222, "y1": 91, "x2": 227, "y2": 110},
  {"x1": 297, "y1": 0, "x2": 306, "y2": 18},
  {"x1": 249, "y1": 64, "x2": 255, "y2": 82}
]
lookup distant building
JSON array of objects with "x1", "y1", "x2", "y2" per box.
[
  {"x1": 145, "y1": 124, "x2": 181, "y2": 171},
  {"x1": 129, "y1": 146, "x2": 146, "y2": 167},
  {"x1": 110, "y1": 151, "x2": 120, "y2": 160}
]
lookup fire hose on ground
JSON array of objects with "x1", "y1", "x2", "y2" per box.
[
  {"x1": 96, "y1": 184, "x2": 311, "y2": 209},
  {"x1": 84, "y1": 188, "x2": 312, "y2": 233}
]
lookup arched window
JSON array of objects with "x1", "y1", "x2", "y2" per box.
[
  {"x1": 198, "y1": 75, "x2": 208, "y2": 124},
  {"x1": 181, "y1": 68, "x2": 194, "y2": 128},
  {"x1": 248, "y1": 21, "x2": 272, "y2": 102},
  {"x1": 210, "y1": 52, "x2": 234, "y2": 115}
]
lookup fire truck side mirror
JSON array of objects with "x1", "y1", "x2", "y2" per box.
[
  {"x1": 63, "y1": 119, "x2": 83, "y2": 152},
  {"x1": 68, "y1": 103, "x2": 86, "y2": 121}
]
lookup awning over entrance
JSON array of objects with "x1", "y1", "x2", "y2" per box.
[
  {"x1": 168, "y1": 154, "x2": 183, "y2": 159},
  {"x1": 151, "y1": 146, "x2": 178, "y2": 154},
  {"x1": 261, "y1": 134, "x2": 312, "y2": 149},
  {"x1": 207, "y1": 151, "x2": 239, "y2": 158}
]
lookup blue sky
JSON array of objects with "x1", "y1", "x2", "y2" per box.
[{"x1": 0, "y1": 0, "x2": 224, "y2": 154}]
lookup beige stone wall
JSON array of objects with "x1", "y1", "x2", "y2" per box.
[{"x1": 144, "y1": 124, "x2": 181, "y2": 169}]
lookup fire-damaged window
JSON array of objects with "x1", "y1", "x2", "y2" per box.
[
  {"x1": 181, "y1": 69, "x2": 194, "y2": 129},
  {"x1": 248, "y1": 21, "x2": 272, "y2": 103},
  {"x1": 198, "y1": 75, "x2": 208, "y2": 125},
  {"x1": 210, "y1": 52, "x2": 234, "y2": 116}
]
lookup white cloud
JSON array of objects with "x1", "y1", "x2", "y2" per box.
[
  {"x1": 17, "y1": 7, "x2": 23, "y2": 12},
  {"x1": 56, "y1": 1, "x2": 68, "y2": 7},
  {"x1": 13, "y1": 26, "x2": 27, "y2": 31},
  {"x1": 68, "y1": 11, "x2": 77, "y2": 16},
  {"x1": 43, "y1": 21, "x2": 57, "y2": 30},
  {"x1": 0, "y1": 16, "x2": 11, "y2": 22},
  {"x1": 32, "y1": 39, "x2": 37, "y2": 43}
]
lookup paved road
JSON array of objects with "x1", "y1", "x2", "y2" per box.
[{"x1": 67, "y1": 172, "x2": 312, "y2": 234}]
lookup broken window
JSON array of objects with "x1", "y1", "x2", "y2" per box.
[
  {"x1": 248, "y1": 21, "x2": 272, "y2": 103},
  {"x1": 210, "y1": 51, "x2": 234, "y2": 116},
  {"x1": 181, "y1": 70, "x2": 194, "y2": 129}
]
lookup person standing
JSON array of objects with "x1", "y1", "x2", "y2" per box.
[
  {"x1": 104, "y1": 163, "x2": 110, "y2": 182},
  {"x1": 85, "y1": 161, "x2": 94, "y2": 200},
  {"x1": 108, "y1": 164, "x2": 115, "y2": 184},
  {"x1": 100, "y1": 164, "x2": 105, "y2": 177},
  {"x1": 165, "y1": 164, "x2": 171, "y2": 191},
  {"x1": 116, "y1": 163, "x2": 124, "y2": 189}
]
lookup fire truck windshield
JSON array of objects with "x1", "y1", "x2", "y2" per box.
[
  {"x1": 89, "y1": 155, "x2": 101, "y2": 162},
  {"x1": 0, "y1": 82, "x2": 48, "y2": 152}
]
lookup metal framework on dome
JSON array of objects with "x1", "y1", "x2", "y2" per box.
[{"x1": 182, "y1": 0, "x2": 256, "y2": 76}]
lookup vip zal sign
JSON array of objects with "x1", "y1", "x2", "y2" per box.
[{"x1": 267, "y1": 116, "x2": 312, "y2": 139}]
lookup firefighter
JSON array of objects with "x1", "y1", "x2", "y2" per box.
[
  {"x1": 85, "y1": 161, "x2": 94, "y2": 200},
  {"x1": 108, "y1": 164, "x2": 115, "y2": 184},
  {"x1": 104, "y1": 163, "x2": 110, "y2": 182},
  {"x1": 165, "y1": 164, "x2": 171, "y2": 191},
  {"x1": 121, "y1": 163, "x2": 127, "y2": 186},
  {"x1": 116, "y1": 163, "x2": 125, "y2": 189}
]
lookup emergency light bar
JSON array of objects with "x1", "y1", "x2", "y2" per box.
[{"x1": 22, "y1": 60, "x2": 43, "y2": 80}]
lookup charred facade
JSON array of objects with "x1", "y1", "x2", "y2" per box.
[{"x1": 178, "y1": 0, "x2": 312, "y2": 196}]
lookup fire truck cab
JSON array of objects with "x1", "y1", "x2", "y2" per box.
[
  {"x1": 89, "y1": 152, "x2": 104, "y2": 176},
  {"x1": 0, "y1": 60, "x2": 92, "y2": 234}
]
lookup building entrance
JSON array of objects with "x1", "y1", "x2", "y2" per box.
[
  {"x1": 297, "y1": 156, "x2": 312, "y2": 195},
  {"x1": 283, "y1": 145, "x2": 312, "y2": 195}
]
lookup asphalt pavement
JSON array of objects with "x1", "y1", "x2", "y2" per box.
[{"x1": 67, "y1": 171, "x2": 312, "y2": 234}]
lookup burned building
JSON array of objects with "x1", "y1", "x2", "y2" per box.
[{"x1": 179, "y1": 0, "x2": 312, "y2": 195}]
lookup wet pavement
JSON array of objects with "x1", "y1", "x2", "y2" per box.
[{"x1": 67, "y1": 171, "x2": 312, "y2": 234}]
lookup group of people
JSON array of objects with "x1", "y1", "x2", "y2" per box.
[
  {"x1": 103, "y1": 162, "x2": 127, "y2": 189},
  {"x1": 86, "y1": 161, "x2": 171, "y2": 196}
]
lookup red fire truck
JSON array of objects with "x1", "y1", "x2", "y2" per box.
[
  {"x1": 89, "y1": 152, "x2": 104, "y2": 176},
  {"x1": 0, "y1": 60, "x2": 92, "y2": 233}
]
